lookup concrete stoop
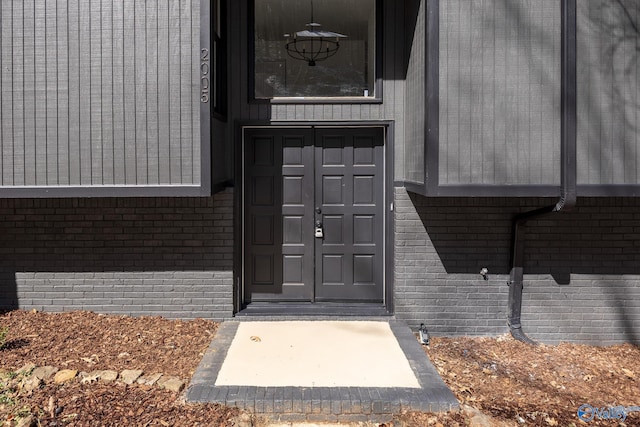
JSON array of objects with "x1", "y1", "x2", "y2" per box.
[{"x1": 186, "y1": 320, "x2": 458, "y2": 423}]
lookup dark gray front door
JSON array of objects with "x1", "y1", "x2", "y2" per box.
[{"x1": 244, "y1": 127, "x2": 384, "y2": 303}]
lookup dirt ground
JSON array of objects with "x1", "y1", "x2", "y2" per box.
[{"x1": 1, "y1": 310, "x2": 639, "y2": 426}]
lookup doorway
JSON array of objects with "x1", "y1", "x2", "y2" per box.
[{"x1": 243, "y1": 127, "x2": 385, "y2": 305}]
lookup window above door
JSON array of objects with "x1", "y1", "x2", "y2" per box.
[{"x1": 252, "y1": 0, "x2": 380, "y2": 102}]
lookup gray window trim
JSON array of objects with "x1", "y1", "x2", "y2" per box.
[{"x1": 248, "y1": 0, "x2": 384, "y2": 104}]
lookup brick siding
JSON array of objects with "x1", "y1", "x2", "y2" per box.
[
  {"x1": 394, "y1": 187, "x2": 640, "y2": 345},
  {"x1": 0, "y1": 188, "x2": 235, "y2": 320},
  {"x1": 2, "y1": 185, "x2": 638, "y2": 344}
]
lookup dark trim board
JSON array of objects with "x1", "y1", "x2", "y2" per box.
[
  {"x1": 0, "y1": 185, "x2": 218, "y2": 198},
  {"x1": 200, "y1": 0, "x2": 214, "y2": 195},
  {"x1": 405, "y1": 184, "x2": 561, "y2": 198},
  {"x1": 403, "y1": 183, "x2": 640, "y2": 199},
  {"x1": 234, "y1": 121, "x2": 395, "y2": 315},
  {"x1": 384, "y1": 122, "x2": 395, "y2": 314},
  {"x1": 236, "y1": 302, "x2": 391, "y2": 317},
  {"x1": 424, "y1": 0, "x2": 440, "y2": 195},
  {"x1": 560, "y1": 0, "x2": 577, "y2": 205},
  {"x1": 577, "y1": 185, "x2": 640, "y2": 197}
]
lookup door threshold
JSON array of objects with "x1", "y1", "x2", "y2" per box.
[{"x1": 236, "y1": 302, "x2": 391, "y2": 317}]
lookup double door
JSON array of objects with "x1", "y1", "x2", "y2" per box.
[{"x1": 244, "y1": 127, "x2": 384, "y2": 303}]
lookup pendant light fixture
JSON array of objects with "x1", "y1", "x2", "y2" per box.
[{"x1": 284, "y1": 0, "x2": 347, "y2": 66}]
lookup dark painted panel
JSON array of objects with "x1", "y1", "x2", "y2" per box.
[
  {"x1": 282, "y1": 176, "x2": 304, "y2": 205},
  {"x1": 280, "y1": 132, "x2": 315, "y2": 300},
  {"x1": 353, "y1": 215, "x2": 375, "y2": 244},
  {"x1": 322, "y1": 140, "x2": 346, "y2": 166},
  {"x1": 353, "y1": 138, "x2": 376, "y2": 165},
  {"x1": 253, "y1": 254, "x2": 274, "y2": 284},
  {"x1": 322, "y1": 216, "x2": 345, "y2": 245},
  {"x1": 353, "y1": 176, "x2": 375, "y2": 205},
  {"x1": 252, "y1": 215, "x2": 274, "y2": 245},
  {"x1": 244, "y1": 128, "x2": 314, "y2": 302},
  {"x1": 252, "y1": 176, "x2": 274, "y2": 206},
  {"x1": 282, "y1": 216, "x2": 303, "y2": 244},
  {"x1": 314, "y1": 128, "x2": 384, "y2": 301},
  {"x1": 245, "y1": 126, "x2": 384, "y2": 304},
  {"x1": 283, "y1": 255, "x2": 304, "y2": 284},
  {"x1": 322, "y1": 255, "x2": 345, "y2": 284},
  {"x1": 353, "y1": 255, "x2": 375, "y2": 284},
  {"x1": 322, "y1": 177, "x2": 345, "y2": 205},
  {"x1": 253, "y1": 137, "x2": 275, "y2": 166},
  {"x1": 283, "y1": 139, "x2": 304, "y2": 165}
]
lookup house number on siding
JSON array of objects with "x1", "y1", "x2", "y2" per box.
[{"x1": 201, "y1": 48, "x2": 210, "y2": 103}]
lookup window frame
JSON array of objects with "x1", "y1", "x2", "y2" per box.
[{"x1": 248, "y1": 0, "x2": 383, "y2": 104}]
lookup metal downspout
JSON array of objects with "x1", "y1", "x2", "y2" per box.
[
  {"x1": 508, "y1": 205, "x2": 563, "y2": 345},
  {"x1": 507, "y1": 0, "x2": 577, "y2": 344}
]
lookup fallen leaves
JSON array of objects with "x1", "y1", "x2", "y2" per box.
[
  {"x1": 0, "y1": 311, "x2": 217, "y2": 379},
  {"x1": 423, "y1": 336, "x2": 640, "y2": 426},
  {"x1": 2, "y1": 310, "x2": 639, "y2": 426},
  {"x1": 544, "y1": 416, "x2": 558, "y2": 426},
  {"x1": 621, "y1": 368, "x2": 636, "y2": 379}
]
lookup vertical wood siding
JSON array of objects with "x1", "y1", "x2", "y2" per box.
[
  {"x1": 577, "y1": 1, "x2": 640, "y2": 185},
  {"x1": 403, "y1": 0, "x2": 425, "y2": 184},
  {"x1": 438, "y1": 0, "x2": 561, "y2": 186},
  {"x1": 230, "y1": 1, "x2": 407, "y2": 180},
  {"x1": 0, "y1": 0, "x2": 202, "y2": 188}
]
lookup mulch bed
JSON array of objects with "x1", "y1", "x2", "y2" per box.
[{"x1": 1, "y1": 310, "x2": 639, "y2": 426}]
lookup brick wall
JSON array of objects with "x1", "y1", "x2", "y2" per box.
[
  {"x1": 394, "y1": 188, "x2": 640, "y2": 345},
  {"x1": 0, "y1": 188, "x2": 235, "y2": 320},
  {"x1": 4, "y1": 184, "x2": 638, "y2": 343}
]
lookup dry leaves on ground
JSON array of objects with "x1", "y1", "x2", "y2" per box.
[
  {"x1": 0, "y1": 310, "x2": 216, "y2": 379},
  {"x1": 412, "y1": 335, "x2": 640, "y2": 426},
  {"x1": 2, "y1": 310, "x2": 640, "y2": 426},
  {"x1": 0, "y1": 310, "x2": 240, "y2": 427}
]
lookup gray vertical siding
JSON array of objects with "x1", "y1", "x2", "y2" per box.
[
  {"x1": 0, "y1": 0, "x2": 204, "y2": 190},
  {"x1": 438, "y1": 0, "x2": 561, "y2": 186},
  {"x1": 403, "y1": 0, "x2": 425, "y2": 184},
  {"x1": 577, "y1": 0, "x2": 640, "y2": 185}
]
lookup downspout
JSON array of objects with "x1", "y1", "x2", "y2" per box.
[{"x1": 507, "y1": 0, "x2": 577, "y2": 344}]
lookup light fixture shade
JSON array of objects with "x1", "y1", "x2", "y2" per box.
[
  {"x1": 284, "y1": 5, "x2": 347, "y2": 66},
  {"x1": 293, "y1": 28, "x2": 347, "y2": 39}
]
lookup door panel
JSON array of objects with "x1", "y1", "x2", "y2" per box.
[
  {"x1": 245, "y1": 129, "x2": 314, "y2": 301},
  {"x1": 314, "y1": 128, "x2": 384, "y2": 301},
  {"x1": 244, "y1": 127, "x2": 384, "y2": 304}
]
